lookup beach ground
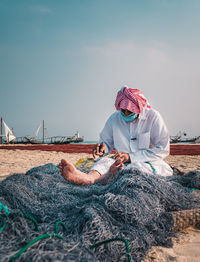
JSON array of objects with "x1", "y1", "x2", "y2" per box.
[{"x1": 0, "y1": 148, "x2": 200, "y2": 261}]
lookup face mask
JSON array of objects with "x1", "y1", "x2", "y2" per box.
[{"x1": 121, "y1": 111, "x2": 138, "y2": 122}]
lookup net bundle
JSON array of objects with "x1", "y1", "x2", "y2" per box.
[{"x1": 0, "y1": 163, "x2": 200, "y2": 262}]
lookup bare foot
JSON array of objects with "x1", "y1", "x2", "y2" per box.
[
  {"x1": 59, "y1": 159, "x2": 89, "y2": 185},
  {"x1": 58, "y1": 158, "x2": 123, "y2": 186},
  {"x1": 100, "y1": 159, "x2": 123, "y2": 185},
  {"x1": 108, "y1": 159, "x2": 124, "y2": 175}
]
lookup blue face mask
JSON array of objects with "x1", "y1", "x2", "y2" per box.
[{"x1": 120, "y1": 111, "x2": 138, "y2": 122}]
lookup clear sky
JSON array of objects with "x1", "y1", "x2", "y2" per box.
[{"x1": 0, "y1": 0, "x2": 200, "y2": 141}]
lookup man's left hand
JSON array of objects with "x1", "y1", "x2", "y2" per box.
[{"x1": 114, "y1": 152, "x2": 130, "y2": 164}]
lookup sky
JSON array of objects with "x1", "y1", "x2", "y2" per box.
[{"x1": 0, "y1": 0, "x2": 200, "y2": 141}]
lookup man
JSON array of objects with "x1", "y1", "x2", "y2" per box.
[{"x1": 59, "y1": 86, "x2": 173, "y2": 185}]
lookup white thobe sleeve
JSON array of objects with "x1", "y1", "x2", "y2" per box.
[
  {"x1": 130, "y1": 113, "x2": 170, "y2": 163},
  {"x1": 99, "y1": 117, "x2": 114, "y2": 154}
]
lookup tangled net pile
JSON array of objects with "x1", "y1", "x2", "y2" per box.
[{"x1": 0, "y1": 163, "x2": 200, "y2": 262}]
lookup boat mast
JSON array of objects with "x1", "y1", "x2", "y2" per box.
[
  {"x1": 42, "y1": 120, "x2": 44, "y2": 143},
  {"x1": 0, "y1": 117, "x2": 2, "y2": 144}
]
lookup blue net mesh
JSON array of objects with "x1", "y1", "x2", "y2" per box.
[{"x1": 0, "y1": 163, "x2": 199, "y2": 261}]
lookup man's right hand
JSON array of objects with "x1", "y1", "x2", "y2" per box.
[{"x1": 93, "y1": 142, "x2": 106, "y2": 159}]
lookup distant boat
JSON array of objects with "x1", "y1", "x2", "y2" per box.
[
  {"x1": 178, "y1": 136, "x2": 200, "y2": 143},
  {"x1": 0, "y1": 120, "x2": 16, "y2": 143},
  {"x1": 46, "y1": 131, "x2": 84, "y2": 144},
  {"x1": 170, "y1": 131, "x2": 200, "y2": 143},
  {"x1": 14, "y1": 126, "x2": 84, "y2": 145},
  {"x1": 0, "y1": 118, "x2": 84, "y2": 145},
  {"x1": 170, "y1": 131, "x2": 183, "y2": 143},
  {"x1": 70, "y1": 131, "x2": 84, "y2": 143},
  {"x1": 170, "y1": 135, "x2": 181, "y2": 144},
  {"x1": 14, "y1": 123, "x2": 42, "y2": 144},
  {"x1": 24, "y1": 124, "x2": 42, "y2": 144}
]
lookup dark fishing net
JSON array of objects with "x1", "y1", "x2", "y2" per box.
[{"x1": 0, "y1": 163, "x2": 200, "y2": 262}]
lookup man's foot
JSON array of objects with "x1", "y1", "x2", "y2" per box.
[
  {"x1": 100, "y1": 159, "x2": 123, "y2": 185},
  {"x1": 108, "y1": 159, "x2": 124, "y2": 176},
  {"x1": 59, "y1": 159, "x2": 88, "y2": 184},
  {"x1": 58, "y1": 158, "x2": 123, "y2": 185}
]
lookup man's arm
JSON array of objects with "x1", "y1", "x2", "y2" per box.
[
  {"x1": 130, "y1": 112, "x2": 170, "y2": 163},
  {"x1": 93, "y1": 143, "x2": 106, "y2": 159},
  {"x1": 98, "y1": 116, "x2": 114, "y2": 155}
]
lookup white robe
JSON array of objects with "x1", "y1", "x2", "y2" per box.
[{"x1": 91, "y1": 107, "x2": 173, "y2": 176}]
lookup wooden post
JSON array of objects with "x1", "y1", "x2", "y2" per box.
[
  {"x1": 43, "y1": 120, "x2": 44, "y2": 144},
  {"x1": 0, "y1": 117, "x2": 2, "y2": 144}
]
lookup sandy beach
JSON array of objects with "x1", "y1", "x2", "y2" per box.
[{"x1": 0, "y1": 148, "x2": 200, "y2": 261}]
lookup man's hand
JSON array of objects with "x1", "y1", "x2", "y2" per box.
[
  {"x1": 93, "y1": 143, "x2": 106, "y2": 159},
  {"x1": 114, "y1": 152, "x2": 130, "y2": 164}
]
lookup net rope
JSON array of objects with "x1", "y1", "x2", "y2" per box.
[{"x1": 0, "y1": 163, "x2": 200, "y2": 261}]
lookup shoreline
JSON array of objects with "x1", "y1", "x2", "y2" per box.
[{"x1": 1, "y1": 143, "x2": 200, "y2": 155}]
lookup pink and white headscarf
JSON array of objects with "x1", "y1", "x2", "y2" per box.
[{"x1": 115, "y1": 86, "x2": 150, "y2": 114}]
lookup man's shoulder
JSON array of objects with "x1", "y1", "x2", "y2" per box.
[
  {"x1": 145, "y1": 108, "x2": 164, "y2": 122},
  {"x1": 146, "y1": 108, "x2": 166, "y2": 127},
  {"x1": 105, "y1": 111, "x2": 121, "y2": 126},
  {"x1": 108, "y1": 111, "x2": 120, "y2": 120},
  {"x1": 147, "y1": 108, "x2": 161, "y2": 117}
]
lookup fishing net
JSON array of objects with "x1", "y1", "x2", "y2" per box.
[{"x1": 0, "y1": 161, "x2": 200, "y2": 262}]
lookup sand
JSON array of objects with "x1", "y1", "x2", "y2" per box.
[
  {"x1": 0, "y1": 148, "x2": 200, "y2": 261},
  {"x1": 0, "y1": 149, "x2": 91, "y2": 181}
]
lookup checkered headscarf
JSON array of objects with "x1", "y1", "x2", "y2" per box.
[{"x1": 115, "y1": 86, "x2": 150, "y2": 114}]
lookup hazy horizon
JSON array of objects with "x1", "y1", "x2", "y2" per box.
[{"x1": 0, "y1": 0, "x2": 200, "y2": 141}]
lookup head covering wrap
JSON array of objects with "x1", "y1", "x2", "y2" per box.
[{"x1": 115, "y1": 86, "x2": 150, "y2": 114}]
